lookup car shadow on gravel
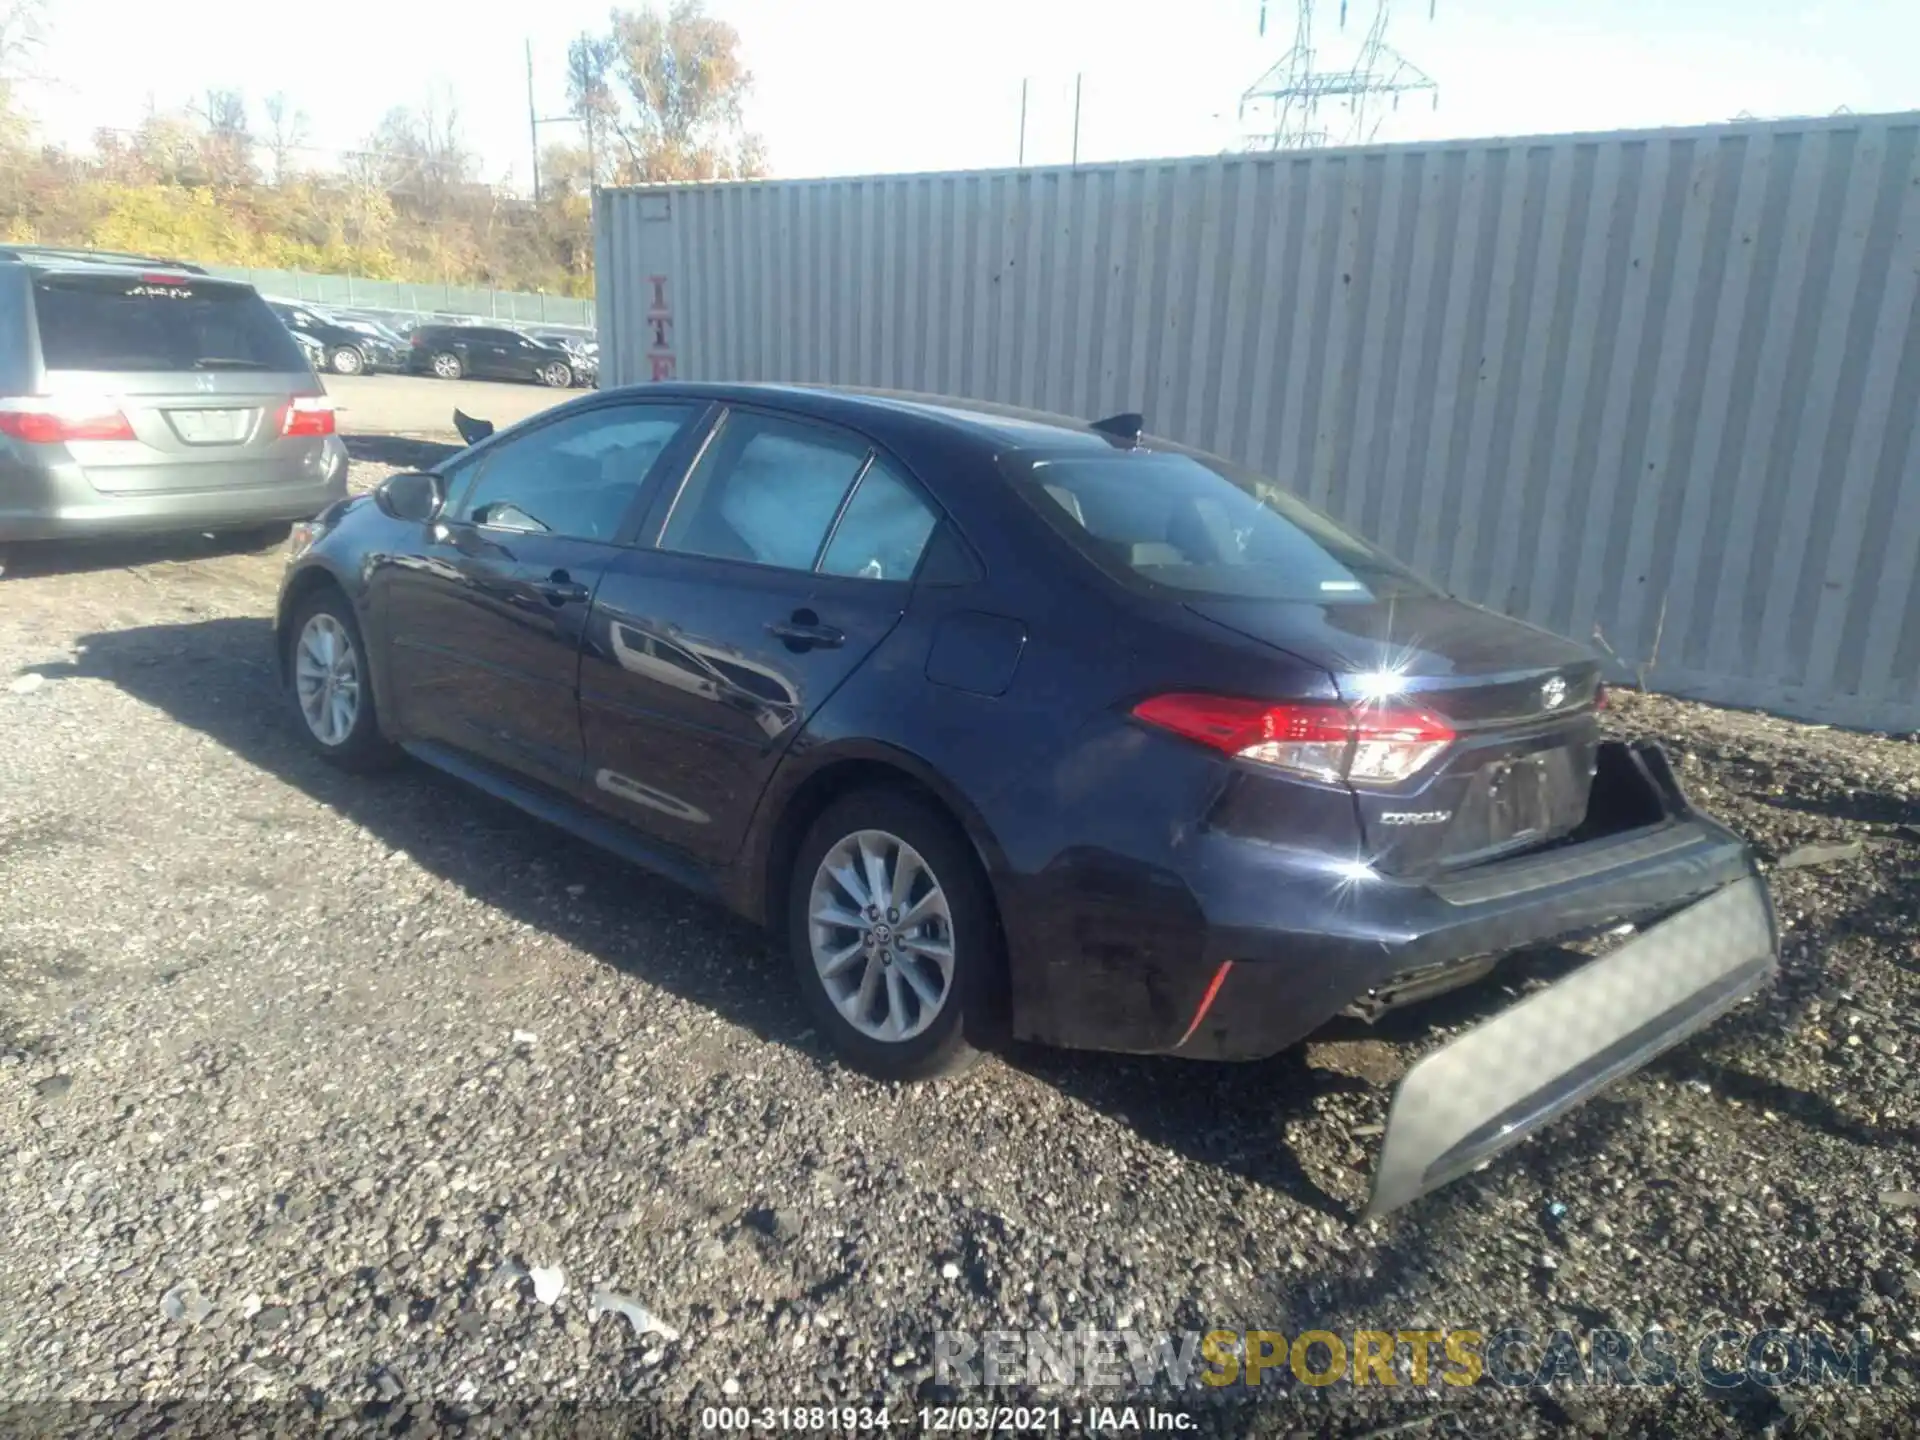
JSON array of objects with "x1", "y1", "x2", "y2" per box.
[
  {"x1": 23, "y1": 615, "x2": 823, "y2": 1065},
  {"x1": 0, "y1": 527, "x2": 287, "y2": 580},
  {"x1": 343, "y1": 434, "x2": 461, "y2": 470}
]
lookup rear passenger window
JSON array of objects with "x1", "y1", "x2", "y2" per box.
[
  {"x1": 819, "y1": 459, "x2": 938, "y2": 580},
  {"x1": 658, "y1": 412, "x2": 869, "y2": 572}
]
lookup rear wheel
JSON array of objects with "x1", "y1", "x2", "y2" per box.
[
  {"x1": 788, "y1": 788, "x2": 997, "y2": 1082},
  {"x1": 539, "y1": 360, "x2": 573, "y2": 389},
  {"x1": 430, "y1": 351, "x2": 463, "y2": 380},
  {"x1": 286, "y1": 589, "x2": 395, "y2": 771},
  {"x1": 329, "y1": 345, "x2": 365, "y2": 376}
]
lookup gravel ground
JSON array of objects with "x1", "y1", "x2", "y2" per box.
[{"x1": 1, "y1": 444, "x2": 1916, "y2": 1437}]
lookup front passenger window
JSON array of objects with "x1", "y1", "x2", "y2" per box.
[{"x1": 448, "y1": 403, "x2": 701, "y2": 541}]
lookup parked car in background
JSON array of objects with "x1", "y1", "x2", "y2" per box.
[
  {"x1": 291, "y1": 329, "x2": 328, "y2": 371},
  {"x1": 338, "y1": 314, "x2": 409, "y2": 352},
  {"x1": 272, "y1": 382, "x2": 1777, "y2": 1219},
  {"x1": 266, "y1": 300, "x2": 404, "y2": 376},
  {"x1": 0, "y1": 246, "x2": 346, "y2": 554},
  {"x1": 530, "y1": 330, "x2": 598, "y2": 387},
  {"x1": 406, "y1": 324, "x2": 582, "y2": 387}
]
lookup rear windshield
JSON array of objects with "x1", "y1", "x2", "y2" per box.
[
  {"x1": 1013, "y1": 448, "x2": 1439, "y2": 602},
  {"x1": 33, "y1": 275, "x2": 311, "y2": 374}
]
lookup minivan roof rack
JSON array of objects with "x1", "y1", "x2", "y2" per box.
[{"x1": 0, "y1": 244, "x2": 209, "y2": 275}]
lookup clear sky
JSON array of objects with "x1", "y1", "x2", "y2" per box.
[{"x1": 20, "y1": 0, "x2": 1920, "y2": 187}]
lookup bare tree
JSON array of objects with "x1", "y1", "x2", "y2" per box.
[
  {"x1": 193, "y1": 88, "x2": 255, "y2": 187},
  {"x1": 577, "y1": 1, "x2": 764, "y2": 183},
  {"x1": 566, "y1": 30, "x2": 619, "y2": 185},
  {"x1": 362, "y1": 86, "x2": 475, "y2": 205},
  {"x1": 262, "y1": 92, "x2": 308, "y2": 185},
  {"x1": 0, "y1": 0, "x2": 46, "y2": 81},
  {"x1": 0, "y1": 0, "x2": 47, "y2": 142}
]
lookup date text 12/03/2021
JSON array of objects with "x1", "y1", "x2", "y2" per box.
[{"x1": 698, "y1": 1406, "x2": 1196, "y2": 1432}]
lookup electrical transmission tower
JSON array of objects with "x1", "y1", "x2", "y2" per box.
[{"x1": 1238, "y1": 0, "x2": 1440, "y2": 151}]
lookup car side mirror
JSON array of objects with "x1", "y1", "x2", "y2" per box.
[{"x1": 374, "y1": 470, "x2": 444, "y2": 524}]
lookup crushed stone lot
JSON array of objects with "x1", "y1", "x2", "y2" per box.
[{"x1": 1, "y1": 442, "x2": 1917, "y2": 1437}]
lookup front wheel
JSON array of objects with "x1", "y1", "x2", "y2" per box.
[
  {"x1": 430, "y1": 351, "x2": 464, "y2": 380},
  {"x1": 285, "y1": 589, "x2": 396, "y2": 771},
  {"x1": 329, "y1": 345, "x2": 366, "y2": 376},
  {"x1": 539, "y1": 360, "x2": 573, "y2": 389},
  {"x1": 788, "y1": 788, "x2": 999, "y2": 1082}
]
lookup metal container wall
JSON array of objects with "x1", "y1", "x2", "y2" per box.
[{"x1": 596, "y1": 113, "x2": 1920, "y2": 731}]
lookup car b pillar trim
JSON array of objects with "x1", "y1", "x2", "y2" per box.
[{"x1": 1363, "y1": 872, "x2": 1777, "y2": 1221}]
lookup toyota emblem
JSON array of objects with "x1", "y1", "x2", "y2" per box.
[{"x1": 1541, "y1": 675, "x2": 1568, "y2": 711}]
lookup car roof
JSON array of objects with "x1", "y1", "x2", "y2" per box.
[
  {"x1": 0, "y1": 245, "x2": 210, "y2": 278},
  {"x1": 616, "y1": 382, "x2": 1131, "y2": 455}
]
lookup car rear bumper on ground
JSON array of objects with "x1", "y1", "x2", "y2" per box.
[
  {"x1": 1361, "y1": 870, "x2": 1774, "y2": 1217},
  {"x1": 0, "y1": 437, "x2": 349, "y2": 541},
  {"x1": 1014, "y1": 738, "x2": 1779, "y2": 1213}
]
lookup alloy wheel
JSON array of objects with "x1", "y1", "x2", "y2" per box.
[
  {"x1": 807, "y1": 829, "x2": 955, "y2": 1043},
  {"x1": 294, "y1": 613, "x2": 361, "y2": 747},
  {"x1": 543, "y1": 362, "x2": 572, "y2": 388},
  {"x1": 432, "y1": 353, "x2": 460, "y2": 379}
]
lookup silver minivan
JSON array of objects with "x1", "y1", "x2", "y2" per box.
[{"x1": 0, "y1": 247, "x2": 348, "y2": 549}]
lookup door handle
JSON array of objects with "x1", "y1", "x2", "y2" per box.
[
  {"x1": 768, "y1": 613, "x2": 845, "y2": 649},
  {"x1": 534, "y1": 569, "x2": 590, "y2": 605}
]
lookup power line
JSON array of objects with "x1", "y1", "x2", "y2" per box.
[{"x1": 1238, "y1": 0, "x2": 1440, "y2": 151}]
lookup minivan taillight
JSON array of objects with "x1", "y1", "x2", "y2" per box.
[
  {"x1": 1131, "y1": 694, "x2": 1455, "y2": 787},
  {"x1": 0, "y1": 398, "x2": 136, "y2": 444},
  {"x1": 279, "y1": 396, "x2": 336, "y2": 437}
]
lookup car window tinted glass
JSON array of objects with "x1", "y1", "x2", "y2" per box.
[
  {"x1": 450, "y1": 404, "x2": 701, "y2": 541},
  {"x1": 658, "y1": 412, "x2": 870, "y2": 571},
  {"x1": 819, "y1": 458, "x2": 938, "y2": 580},
  {"x1": 35, "y1": 276, "x2": 310, "y2": 374},
  {"x1": 1015, "y1": 450, "x2": 1439, "y2": 602}
]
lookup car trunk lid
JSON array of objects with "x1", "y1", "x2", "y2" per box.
[{"x1": 1188, "y1": 594, "x2": 1604, "y2": 877}]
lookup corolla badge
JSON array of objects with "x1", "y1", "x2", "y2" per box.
[{"x1": 1541, "y1": 675, "x2": 1568, "y2": 711}]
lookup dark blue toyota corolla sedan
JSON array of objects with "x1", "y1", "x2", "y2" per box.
[{"x1": 275, "y1": 383, "x2": 1778, "y2": 1217}]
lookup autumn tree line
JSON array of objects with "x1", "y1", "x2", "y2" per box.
[{"x1": 0, "y1": 0, "x2": 763, "y2": 298}]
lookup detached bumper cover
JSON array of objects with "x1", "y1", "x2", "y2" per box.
[{"x1": 1363, "y1": 872, "x2": 1777, "y2": 1219}]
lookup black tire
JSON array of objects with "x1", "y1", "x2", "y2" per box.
[
  {"x1": 430, "y1": 351, "x2": 464, "y2": 380},
  {"x1": 329, "y1": 345, "x2": 365, "y2": 376},
  {"x1": 283, "y1": 586, "x2": 396, "y2": 772},
  {"x1": 787, "y1": 787, "x2": 999, "y2": 1082}
]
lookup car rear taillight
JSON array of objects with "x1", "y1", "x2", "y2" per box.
[
  {"x1": 0, "y1": 398, "x2": 136, "y2": 444},
  {"x1": 410, "y1": 334, "x2": 426, "y2": 347},
  {"x1": 1131, "y1": 694, "x2": 1456, "y2": 787},
  {"x1": 1594, "y1": 682, "x2": 1608, "y2": 710},
  {"x1": 279, "y1": 395, "x2": 336, "y2": 437}
]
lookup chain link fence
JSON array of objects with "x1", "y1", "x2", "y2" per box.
[{"x1": 201, "y1": 266, "x2": 595, "y2": 329}]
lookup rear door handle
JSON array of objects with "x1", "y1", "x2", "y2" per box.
[
  {"x1": 768, "y1": 618, "x2": 845, "y2": 649},
  {"x1": 534, "y1": 569, "x2": 590, "y2": 605}
]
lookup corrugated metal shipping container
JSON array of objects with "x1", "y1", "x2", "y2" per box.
[{"x1": 595, "y1": 112, "x2": 1920, "y2": 732}]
